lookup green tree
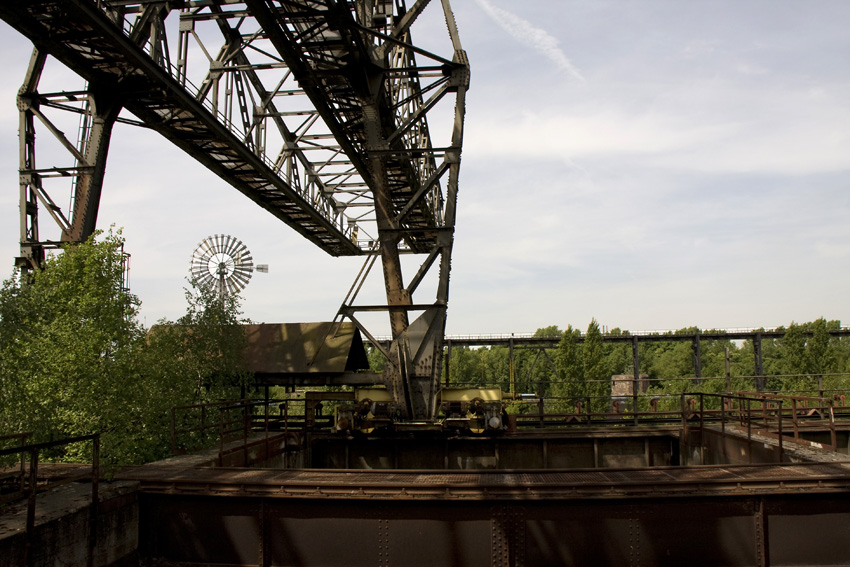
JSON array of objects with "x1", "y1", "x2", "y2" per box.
[
  {"x1": 146, "y1": 280, "x2": 252, "y2": 401},
  {"x1": 806, "y1": 318, "x2": 833, "y2": 377},
  {"x1": 583, "y1": 319, "x2": 609, "y2": 412},
  {"x1": 552, "y1": 325, "x2": 583, "y2": 411},
  {"x1": 0, "y1": 230, "x2": 253, "y2": 467},
  {"x1": 0, "y1": 230, "x2": 146, "y2": 464},
  {"x1": 776, "y1": 323, "x2": 808, "y2": 390}
]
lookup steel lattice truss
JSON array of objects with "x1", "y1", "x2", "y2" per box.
[{"x1": 1, "y1": 0, "x2": 469, "y2": 420}]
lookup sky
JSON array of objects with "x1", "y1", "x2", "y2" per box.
[{"x1": 0, "y1": 0, "x2": 848, "y2": 336}]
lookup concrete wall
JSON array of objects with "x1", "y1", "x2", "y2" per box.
[{"x1": 0, "y1": 482, "x2": 138, "y2": 567}]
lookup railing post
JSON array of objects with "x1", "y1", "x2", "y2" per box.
[
  {"x1": 170, "y1": 407, "x2": 177, "y2": 455},
  {"x1": 746, "y1": 398, "x2": 752, "y2": 442},
  {"x1": 829, "y1": 402, "x2": 838, "y2": 451},
  {"x1": 243, "y1": 401, "x2": 250, "y2": 467},
  {"x1": 218, "y1": 409, "x2": 225, "y2": 467},
  {"x1": 264, "y1": 397, "x2": 270, "y2": 460},
  {"x1": 791, "y1": 398, "x2": 799, "y2": 442},
  {"x1": 777, "y1": 401, "x2": 783, "y2": 462},
  {"x1": 761, "y1": 396, "x2": 768, "y2": 432},
  {"x1": 25, "y1": 448, "x2": 38, "y2": 567},
  {"x1": 243, "y1": 401, "x2": 250, "y2": 443},
  {"x1": 699, "y1": 394, "x2": 705, "y2": 465},
  {"x1": 88, "y1": 435, "x2": 100, "y2": 567},
  {"x1": 19, "y1": 434, "x2": 28, "y2": 492}
]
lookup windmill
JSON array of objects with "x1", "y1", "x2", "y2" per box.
[{"x1": 190, "y1": 234, "x2": 267, "y2": 301}]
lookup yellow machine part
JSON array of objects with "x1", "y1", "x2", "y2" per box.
[
  {"x1": 439, "y1": 387, "x2": 503, "y2": 403},
  {"x1": 354, "y1": 386, "x2": 503, "y2": 404}
]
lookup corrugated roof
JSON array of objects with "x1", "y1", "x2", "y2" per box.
[{"x1": 243, "y1": 322, "x2": 369, "y2": 375}]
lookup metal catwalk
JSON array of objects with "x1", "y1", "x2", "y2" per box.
[{"x1": 1, "y1": 0, "x2": 469, "y2": 421}]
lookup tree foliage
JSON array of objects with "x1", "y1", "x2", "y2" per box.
[
  {"x1": 0, "y1": 230, "x2": 144, "y2": 463},
  {"x1": 0, "y1": 230, "x2": 251, "y2": 467},
  {"x1": 439, "y1": 317, "x2": 850, "y2": 415}
]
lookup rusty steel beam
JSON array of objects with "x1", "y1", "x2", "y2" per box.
[
  {"x1": 2, "y1": 0, "x2": 470, "y2": 423},
  {"x1": 127, "y1": 463, "x2": 850, "y2": 566}
]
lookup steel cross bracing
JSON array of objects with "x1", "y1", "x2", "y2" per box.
[{"x1": 1, "y1": 0, "x2": 469, "y2": 421}]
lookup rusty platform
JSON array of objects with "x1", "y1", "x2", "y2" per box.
[
  {"x1": 119, "y1": 461, "x2": 850, "y2": 501},
  {"x1": 119, "y1": 458, "x2": 850, "y2": 567}
]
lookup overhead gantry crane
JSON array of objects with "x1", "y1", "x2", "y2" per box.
[{"x1": 1, "y1": 0, "x2": 469, "y2": 422}]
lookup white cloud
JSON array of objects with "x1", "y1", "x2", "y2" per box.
[
  {"x1": 464, "y1": 80, "x2": 850, "y2": 175},
  {"x1": 473, "y1": 0, "x2": 585, "y2": 83}
]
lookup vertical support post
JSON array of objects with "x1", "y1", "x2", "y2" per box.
[
  {"x1": 444, "y1": 339, "x2": 452, "y2": 387},
  {"x1": 509, "y1": 335, "x2": 515, "y2": 397},
  {"x1": 264, "y1": 392, "x2": 270, "y2": 458},
  {"x1": 243, "y1": 402, "x2": 249, "y2": 467},
  {"x1": 258, "y1": 501, "x2": 267, "y2": 567},
  {"x1": 25, "y1": 448, "x2": 38, "y2": 567},
  {"x1": 829, "y1": 402, "x2": 837, "y2": 450},
  {"x1": 791, "y1": 398, "x2": 799, "y2": 442},
  {"x1": 632, "y1": 335, "x2": 640, "y2": 425},
  {"x1": 17, "y1": 49, "x2": 47, "y2": 271},
  {"x1": 725, "y1": 347, "x2": 732, "y2": 393},
  {"x1": 754, "y1": 498, "x2": 770, "y2": 567},
  {"x1": 218, "y1": 409, "x2": 225, "y2": 467},
  {"x1": 64, "y1": 89, "x2": 121, "y2": 244},
  {"x1": 777, "y1": 401, "x2": 783, "y2": 462},
  {"x1": 18, "y1": 434, "x2": 27, "y2": 492},
  {"x1": 754, "y1": 333, "x2": 764, "y2": 391},
  {"x1": 692, "y1": 334, "x2": 702, "y2": 385},
  {"x1": 170, "y1": 407, "x2": 177, "y2": 456},
  {"x1": 88, "y1": 436, "x2": 100, "y2": 567}
]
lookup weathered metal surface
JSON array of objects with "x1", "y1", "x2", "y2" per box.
[
  {"x1": 120, "y1": 460, "x2": 850, "y2": 500},
  {"x1": 243, "y1": 322, "x2": 369, "y2": 377},
  {"x1": 0, "y1": 0, "x2": 466, "y2": 258},
  {"x1": 124, "y1": 424, "x2": 850, "y2": 565},
  {"x1": 134, "y1": 478, "x2": 850, "y2": 566}
]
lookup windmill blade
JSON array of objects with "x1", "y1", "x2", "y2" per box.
[
  {"x1": 190, "y1": 234, "x2": 256, "y2": 298},
  {"x1": 220, "y1": 234, "x2": 236, "y2": 262}
]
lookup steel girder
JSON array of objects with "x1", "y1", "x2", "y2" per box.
[{"x1": 1, "y1": 0, "x2": 469, "y2": 420}]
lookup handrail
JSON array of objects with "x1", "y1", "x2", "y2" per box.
[
  {"x1": 170, "y1": 398, "x2": 307, "y2": 465},
  {"x1": 0, "y1": 432, "x2": 32, "y2": 493},
  {"x1": 686, "y1": 392, "x2": 840, "y2": 456},
  {"x1": 0, "y1": 433, "x2": 100, "y2": 567}
]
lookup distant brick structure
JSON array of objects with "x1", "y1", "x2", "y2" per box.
[{"x1": 611, "y1": 374, "x2": 650, "y2": 397}]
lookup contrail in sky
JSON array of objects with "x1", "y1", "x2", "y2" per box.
[{"x1": 474, "y1": 0, "x2": 585, "y2": 83}]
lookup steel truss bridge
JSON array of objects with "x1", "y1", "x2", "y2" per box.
[
  {"x1": 1, "y1": 0, "x2": 469, "y2": 422},
  {"x1": 438, "y1": 327, "x2": 850, "y2": 389}
]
